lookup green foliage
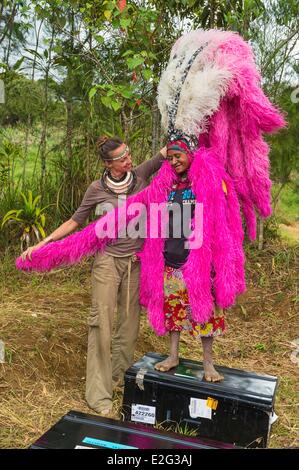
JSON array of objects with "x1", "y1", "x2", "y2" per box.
[
  {"x1": 0, "y1": 0, "x2": 298, "y2": 250},
  {"x1": 254, "y1": 343, "x2": 267, "y2": 352},
  {"x1": 275, "y1": 180, "x2": 299, "y2": 224},
  {"x1": 4, "y1": 347, "x2": 14, "y2": 365},
  {"x1": 0, "y1": 160, "x2": 9, "y2": 187},
  {"x1": 273, "y1": 247, "x2": 297, "y2": 270},
  {"x1": 0, "y1": 0, "x2": 30, "y2": 65},
  {"x1": 263, "y1": 216, "x2": 280, "y2": 242},
  {"x1": 0, "y1": 71, "x2": 45, "y2": 125},
  {"x1": 269, "y1": 85, "x2": 299, "y2": 185},
  {"x1": 155, "y1": 419, "x2": 198, "y2": 437},
  {"x1": 1, "y1": 190, "x2": 50, "y2": 250},
  {"x1": 0, "y1": 133, "x2": 23, "y2": 194}
]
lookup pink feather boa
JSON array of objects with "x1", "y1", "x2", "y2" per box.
[{"x1": 16, "y1": 148, "x2": 245, "y2": 336}]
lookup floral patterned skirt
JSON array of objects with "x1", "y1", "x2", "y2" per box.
[{"x1": 163, "y1": 266, "x2": 225, "y2": 339}]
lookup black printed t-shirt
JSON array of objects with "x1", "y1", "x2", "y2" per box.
[{"x1": 163, "y1": 185, "x2": 196, "y2": 269}]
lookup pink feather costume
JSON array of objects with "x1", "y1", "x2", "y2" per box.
[{"x1": 16, "y1": 30, "x2": 285, "y2": 336}]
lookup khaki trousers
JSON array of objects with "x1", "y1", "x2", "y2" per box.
[{"x1": 85, "y1": 252, "x2": 141, "y2": 412}]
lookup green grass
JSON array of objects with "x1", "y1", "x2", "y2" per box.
[
  {"x1": 278, "y1": 226, "x2": 299, "y2": 246},
  {"x1": 274, "y1": 180, "x2": 299, "y2": 225},
  {"x1": 2, "y1": 125, "x2": 64, "y2": 181}
]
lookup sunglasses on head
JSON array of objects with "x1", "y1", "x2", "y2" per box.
[{"x1": 106, "y1": 145, "x2": 130, "y2": 162}]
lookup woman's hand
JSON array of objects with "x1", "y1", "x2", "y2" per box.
[
  {"x1": 20, "y1": 219, "x2": 78, "y2": 261},
  {"x1": 160, "y1": 146, "x2": 167, "y2": 158}
]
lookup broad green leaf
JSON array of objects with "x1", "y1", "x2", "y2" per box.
[
  {"x1": 111, "y1": 100, "x2": 121, "y2": 111},
  {"x1": 36, "y1": 223, "x2": 46, "y2": 239},
  {"x1": 94, "y1": 35, "x2": 104, "y2": 44},
  {"x1": 120, "y1": 18, "x2": 131, "y2": 29},
  {"x1": 2, "y1": 216, "x2": 24, "y2": 228},
  {"x1": 16, "y1": 209, "x2": 23, "y2": 217},
  {"x1": 40, "y1": 214, "x2": 46, "y2": 227},
  {"x1": 2, "y1": 209, "x2": 18, "y2": 217},
  {"x1": 89, "y1": 87, "x2": 98, "y2": 101},
  {"x1": 12, "y1": 57, "x2": 24, "y2": 70},
  {"x1": 122, "y1": 50, "x2": 134, "y2": 57},
  {"x1": 53, "y1": 57, "x2": 67, "y2": 66},
  {"x1": 101, "y1": 95, "x2": 112, "y2": 108},
  {"x1": 24, "y1": 48, "x2": 43, "y2": 60},
  {"x1": 32, "y1": 195, "x2": 41, "y2": 208},
  {"x1": 53, "y1": 45, "x2": 63, "y2": 54},
  {"x1": 142, "y1": 68, "x2": 152, "y2": 80},
  {"x1": 19, "y1": 191, "x2": 28, "y2": 205},
  {"x1": 28, "y1": 191, "x2": 33, "y2": 207},
  {"x1": 120, "y1": 88, "x2": 133, "y2": 98},
  {"x1": 1, "y1": 211, "x2": 18, "y2": 227},
  {"x1": 127, "y1": 56, "x2": 145, "y2": 70}
]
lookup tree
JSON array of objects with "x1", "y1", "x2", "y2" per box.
[
  {"x1": 0, "y1": 70, "x2": 44, "y2": 125},
  {"x1": 0, "y1": 0, "x2": 31, "y2": 65},
  {"x1": 269, "y1": 84, "x2": 299, "y2": 210}
]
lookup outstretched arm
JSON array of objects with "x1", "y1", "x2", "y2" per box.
[
  {"x1": 16, "y1": 186, "x2": 149, "y2": 272},
  {"x1": 21, "y1": 218, "x2": 79, "y2": 261}
]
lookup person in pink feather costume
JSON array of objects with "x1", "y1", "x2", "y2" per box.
[{"x1": 16, "y1": 29, "x2": 285, "y2": 382}]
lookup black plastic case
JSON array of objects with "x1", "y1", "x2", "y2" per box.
[
  {"x1": 122, "y1": 352, "x2": 278, "y2": 448},
  {"x1": 30, "y1": 410, "x2": 235, "y2": 449}
]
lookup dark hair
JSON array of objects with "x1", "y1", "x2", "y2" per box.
[{"x1": 96, "y1": 135, "x2": 124, "y2": 161}]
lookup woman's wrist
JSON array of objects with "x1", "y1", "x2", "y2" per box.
[{"x1": 43, "y1": 235, "x2": 54, "y2": 244}]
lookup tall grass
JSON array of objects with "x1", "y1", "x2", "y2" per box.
[
  {"x1": 0, "y1": 125, "x2": 102, "y2": 248},
  {"x1": 273, "y1": 180, "x2": 299, "y2": 224}
]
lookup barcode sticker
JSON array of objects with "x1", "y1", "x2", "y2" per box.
[
  {"x1": 131, "y1": 404, "x2": 156, "y2": 424},
  {"x1": 189, "y1": 397, "x2": 212, "y2": 419}
]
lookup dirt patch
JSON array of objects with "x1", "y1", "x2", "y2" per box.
[
  {"x1": 279, "y1": 222, "x2": 299, "y2": 244},
  {"x1": 0, "y1": 242, "x2": 298, "y2": 448}
]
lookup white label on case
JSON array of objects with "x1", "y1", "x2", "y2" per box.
[
  {"x1": 189, "y1": 397, "x2": 212, "y2": 420},
  {"x1": 269, "y1": 411, "x2": 278, "y2": 424},
  {"x1": 75, "y1": 445, "x2": 94, "y2": 449},
  {"x1": 131, "y1": 404, "x2": 156, "y2": 424}
]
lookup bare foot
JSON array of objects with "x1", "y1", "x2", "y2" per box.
[
  {"x1": 97, "y1": 407, "x2": 118, "y2": 419},
  {"x1": 203, "y1": 361, "x2": 224, "y2": 382},
  {"x1": 154, "y1": 356, "x2": 179, "y2": 372}
]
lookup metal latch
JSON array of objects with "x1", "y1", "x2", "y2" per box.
[{"x1": 136, "y1": 368, "x2": 147, "y2": 391}]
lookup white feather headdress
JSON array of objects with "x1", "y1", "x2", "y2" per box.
[
  {"x1": 158, "y1": 29, "x2": 232, "y2": 146},
  {"x1": 157, "y1": 29, "x2": 285, "y2": 240}
]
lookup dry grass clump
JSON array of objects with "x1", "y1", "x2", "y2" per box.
[{"x1": 0, "y1": 241, "x2": 298, "y2": 448}]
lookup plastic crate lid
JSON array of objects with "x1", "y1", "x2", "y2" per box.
[{"x1": 125, "y1": 352, "x2": 278, "y2": 408}]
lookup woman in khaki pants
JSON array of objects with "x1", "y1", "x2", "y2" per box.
[{"x1": 21, "y1": 136, "x2": 166, "y2": 415}]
